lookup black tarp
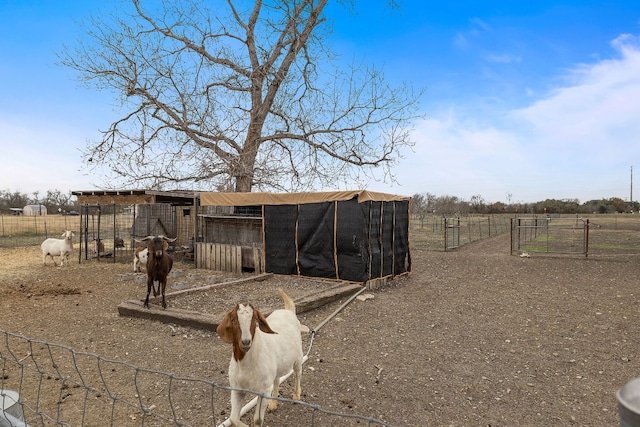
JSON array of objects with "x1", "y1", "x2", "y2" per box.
[
  {"x1": 335, "y1": 198, "x2": 368, "y2": 282},
  {"x1": 263, "y1": 196, "x2": 410, "y2": 282},
  {"x1": 263, "y1": 205, "x2": 297, "y2": 275}
]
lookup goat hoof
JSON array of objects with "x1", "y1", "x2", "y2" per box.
[{"x1": 267, "y1": 400, "x2": 278, "y2": 411}]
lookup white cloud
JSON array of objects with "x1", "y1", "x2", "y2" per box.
[
  {"x1": 382, "y1": 34, "x2": 640, "y2": 203},
  {"x1": 485, "y1": 53, "x2": 522, "y2": 64},
  {"x1": 511, "y1": 34, "x2": 640, "y2": 158}
]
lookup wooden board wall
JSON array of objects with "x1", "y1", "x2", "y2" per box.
[{"x1": 195, "y1": 243, "x2": 263, "y2": 273}]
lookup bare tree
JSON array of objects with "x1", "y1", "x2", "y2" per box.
[
  {"x1": 43, "y1": 190, "x2": 75, "y2": 212},
  {"x1": 60, "y1": 0, "x2": 422, "y2": 192},
  {"x1": 469, "y1": 194, "x2": 485, "y2": 213},
  {"x1": 411, "y1": 193, "x2": 427, "y2": 228}
]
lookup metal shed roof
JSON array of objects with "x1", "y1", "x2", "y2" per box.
[{"x1": 71, "y1": 189, "x2": 199, "y2": 205}]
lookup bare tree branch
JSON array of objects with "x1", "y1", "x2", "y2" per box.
[{"x1": 59, "y1": 0, "x2": 422, "y2": 192}]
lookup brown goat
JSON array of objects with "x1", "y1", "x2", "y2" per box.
[
  {"x1": 114, "y1": 237, "x2": 125, "y2": 248},
  {"x1": 135, "y1": 235, "x2": 176, "y2": 309}
]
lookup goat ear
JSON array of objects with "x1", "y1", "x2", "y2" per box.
[
  {"x1": 216, "y1": 311, "x2": 235, "y2": 343},
  {"x1": 256, "y1": 310, "x2": 277, "y2": 334}
]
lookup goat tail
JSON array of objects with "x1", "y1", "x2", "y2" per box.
[{"x1": 278, "y1": 288, "x2": 296, "y2": 313}]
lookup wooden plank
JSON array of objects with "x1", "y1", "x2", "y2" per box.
[
  {"x1": 252, "y1": 247, "x2": 260, "y2": 272},
  {"x1": 225, "y1": 244, "x2": 232, "y2": 272},
  {"x1": 292, "y1": 283, "x2": 363, "y2": 313},
  {"x1": 235, "y1": 246, "x2": 242, "y2": 273},
  {"x1": 212, "y1": 243, "x2": 217, "y2": 270},
  {"x1": 214, "y1": 243, "x2": 220, "y2": 270},
  {"x1": 205, "y1": 243, "x2": 211, "y2": 270},
  {"x1": 200, "y1": 243, "x2": 205, "y2": 269},
  {"x1": 197, "y1": 243, "x2": 257, "y2": 273},
  {"x1": 117, "y1": 278, "x2": 360, "y2": 331},
  {"x1": 202, "y1": 243, "x2": 207, "y2": 269},
  {"x1": 117, "y1": 299, "x2": 220, "y2": 331}
]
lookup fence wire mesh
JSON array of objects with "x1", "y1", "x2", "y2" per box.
[
  {"x1": 0, "y1": 329, "x2": 396, "y2": 427},
  {"x1": 410, "y1": 214, "x2": 511, "y2": 251},
  {"x1": 510, "y1": 215, "x2": 640, "y2": 257}
]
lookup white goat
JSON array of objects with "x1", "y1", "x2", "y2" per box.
[
  {"x1": 217, "y1": 288, "x2": 303, "y2": 427},
  {"x1": 133, "y1": 246, "x2": 148, "y2": 272},
  {"x1": 41, "y1": 230, "x2": 74, "y2": 267}
]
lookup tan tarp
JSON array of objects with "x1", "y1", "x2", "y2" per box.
[{"x1": 200, "y1": 190, "x2": 410, "y2": 206}]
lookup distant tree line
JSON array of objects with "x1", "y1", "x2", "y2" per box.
[
  {"x1": 412, "y1": 193, "x2": 640, "y2": 220},
  {"x1": 0, "y1": 189, "x2": 78, "y2": 215},
  {"x1": 2, "y1": 188, "x2": 637, "y2": 218}
]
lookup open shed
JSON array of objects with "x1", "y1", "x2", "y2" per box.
[
  {"x1": 199, "y1": 190, "x2": 411, "y2": 283},
  {"x1": 71, "y1": 189, "x2": 200, "y2": 263}
]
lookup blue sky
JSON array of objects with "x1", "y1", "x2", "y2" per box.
[{"x1": 2, "y1": 1, "x2": 640, "y2": 204}]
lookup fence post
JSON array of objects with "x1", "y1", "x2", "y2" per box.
[
  {"x1": 444, "y1": 217, "x2": 448, "y2": 251},
  {"x1": 510, "y1": 217, "x2": 514, "y2": 255},
  {"x1": 585, "y1": 219, "x2": 590, "y2": 257}
]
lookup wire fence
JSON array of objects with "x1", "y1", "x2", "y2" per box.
[
  {"x1": 410, "y1": 214, "x2": 512, "y2": 251},
  {"x1": 0, "y1": 204, "x2": 189, "y2": 264},
  {"x1": 511, "y1": 216, "x2": 588, "y2": 256},
  {"x1": 510, "y1": 214, "x2": 640, "y2": 257},
  {"x1": 0, "y1": 215, "x2": 83, "y2": 248},
  {"x1": 0, "y1": 329, "x2": 396, "y2": 427}
]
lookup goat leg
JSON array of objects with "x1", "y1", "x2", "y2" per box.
[
  {"x1": 292, "y1": 360, "x2": 302, "y2": 400},
  {"x1": 144, "y1": 278, "x2": 153, "y2": 308},
  {"x1": 144, "y1": 292, "x2": 151, "y2": 308},
  {"x1": 268, "y1": 381, "x2": 279, "y2": 411},
  {"x1": 255, "y1": 394, "x2": 269, "y2": 427},
  {"x1": 151, "y1": 280, "x2": 159, "y2": 297},
  {"x1": 161, "y1": 279, "x2": 167, "y2": 309},
  {"x1": 229, "y1": 390, "x2": 249, "y2": 427}
]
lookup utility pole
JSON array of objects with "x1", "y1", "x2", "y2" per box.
[{"x1": 631, "y1": 166, "x2": 634, "y2": 204}]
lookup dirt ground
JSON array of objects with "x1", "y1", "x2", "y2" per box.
[{"x1": 1, "y1": 235, "x2": 639, "y2": 426}]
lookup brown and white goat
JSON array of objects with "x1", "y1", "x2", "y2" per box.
[
  {"x1": 133, "y1": 246, "x2": 148, "y2": 272},
  {"x1": 216, "y1": 288, "x2": 303, "y2": 427},
  {"x1": 135, "y1": 235, "x2": 176, "y2": 309}
]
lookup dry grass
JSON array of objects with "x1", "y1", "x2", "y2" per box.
[{"x1": 0, "y1": 214, "x2": 81, "y2": 236}]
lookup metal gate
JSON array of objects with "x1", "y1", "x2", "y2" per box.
[
  {"x1": 511, "y1": 217, "x2": 589, "y2": 256},
  {"x1": 444, "y1": 217, "x2": 460, "y2": 251}
]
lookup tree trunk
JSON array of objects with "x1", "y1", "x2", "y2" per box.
[{"x1": 235, "y1": 175, "x2": 252, "y2": 193}]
